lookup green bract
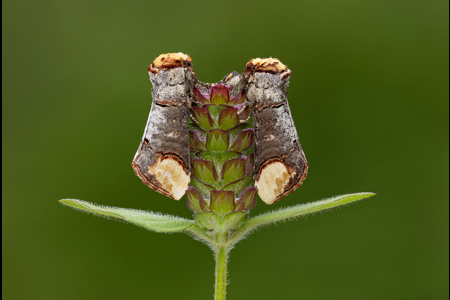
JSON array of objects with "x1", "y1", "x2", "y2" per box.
[{"x1": 187, "y1": 84, "x2": 257, "y2": 238}]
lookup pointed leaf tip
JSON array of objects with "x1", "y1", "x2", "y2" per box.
[
  {"x1": 210, "y1": 190, "x2": 235, "y2": 216},
  {"x1": 229, "y1": 90, "x2": 245, "y2": 105},
  {"x1": 218, "y1": 108, "x2": 239, "y2": 130},
  {"x1": 236, "y1": 186, "x2": 257, "y2": 211},
  {"x1": 192, "y1": 107, "x2": 214, "y2": 130},
  {"x1": 59, "y1": 199, "x2": 195, "y2": 233},
  {"x1": 59, "y1": 199, "x2": 124, "y2": 219},
  {"x1": 194, "y1": 86, "x2": 211, "y2": 104},
  {"x1": 189, "y1": 130, "x2": 207, "y2": 152},
  {"x1": 192, "y1": 159, "x2": 218, "y2": 186},
  {"x1": 206, "y1": 130, "x2": 230, "y2": 152},
  {"x1": 210, "y1": 85, "x2": 230, "y2": 105},
  {"x1": 248, "y1": 192, "x2": 376, "y2": 227},
  {"x1": 221, "y1": 158, "x2": 246, "y2": 184},
  {"x1": 229, "y1": 129, "x2": 254, "y2": 152},
  {"x1": 187, "y1": 187, "x2": 209, "y2": 212}
]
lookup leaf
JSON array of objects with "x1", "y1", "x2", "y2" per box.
[
  {"x1": 248, "y1": 193, "x2": 376, "y2": 226},
  {"x1": 210, "y1": 190, "x2": 235, "y2": 216},
  {"x1": 229, "y1": 129, "x2": 254, "y2": 152},
  {"x1": 59, "y1": 199, "x2": 195, "y2": 233},
  {"x1": 189, "y1": 130, "x2": 207, "y2": 152},
  {"x1": 210, "y1": 85, "x2": 230, "y2": 105},
  {"x1": 225, "y1": 193, "x2": 376, "y2": 247},
  {"x1": 221, "y1": 158, "x2": 246, "y2": 185},
  {"x1": 222, "y1": 212, "x2": 247, "y2": 231},
  {"x1": 218, "y1": 107, "x2": 239, "y2": 130},
  {"x1": 223, "y1": 174, "x2": 253, "y2": 195},
  {"x1": 235, "y1": 186, "x2": 257, "y2": 211},
  {"x1": 194, "y1": 86, "x2": 210, "y2": 104},
  {"x1": 206, "y1": 130, "x2": 230, "y2": 152},
  {"x1": 186, "y1": 187, "x2": 208, "y2": 212},
  {"x1": 206, "y1": 104, "x2": 222, "y2": 125},
  {"x1": 190, "y1": 177, "x2": 215, "y2": 196},
  {"x1": 192, "y1": 107, "x2": 214, "y2": 130},
  {"x1": 195, "y1": 212, "x2": 221, "y2": 231},
  {"x1": 192, "y1": 159, "x2": 218, "y2": 187},
  {"x1": 197, "y1": 151, "x2": 240, "y2": 176}
]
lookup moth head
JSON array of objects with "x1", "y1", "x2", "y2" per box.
[
  {"x1": 148, "y1": 52, "x2": 193, "y2": 74},
  {"x1": 244, "y1": 57, "x2": 291, "y2": 80}
]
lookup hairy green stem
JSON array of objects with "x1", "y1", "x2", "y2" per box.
[{"x1": 214, "y1": 247, "x2": 229, "y2": 300}]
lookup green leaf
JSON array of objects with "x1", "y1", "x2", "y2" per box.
[
  {"x1": 223, "y1": 212, "x2": 247, "y2": 232},
  {"x1": 190, "y1": 177, "x2": 215, "y2": 196},
  {"x1": 194, "y1": 86, "x2": 211, "y2": 104},
  {"x1": 229, "y1": 129, "x2": 254, "y2": 152},
  {"x1": 210, "y1": 191, "x2": 235, "y2": 216},
  {"x1": 225, "y1": 193, "x2": 376, "y2": 247},
  {"x1": 197, "y1": 151, "x2": 240, "y2": 176},
  {"x1": 207, "y1": 105, "x2": 222, "y2": 125},
  {"x1": 192, "y1": 107, "x2": 214, "y2": 130},
  {"x1": 229, "y1": 123, "x2": 253, "y2": 141},
  {"x1": 223, "y1": 174, "x2": 253, "y2": 195},
  {"x1": 206, "y1": 130, "x2": 230, "y2": 152},
  {"x1": 235, "y1": 186, "x2": 257, "y2": 211},
  {"x1": 196, "y1": 212, "x2": 221, "y2": 231},
  {"x1": 210, "y1": 85, "x2": 229, "y2": 105},
  {"x1": 221, "y1": 158, "x2": 246, "y2": 185},
  {"x1": 59, "y1": 199, "x2": 195, "y2": 233},
  {"x1": 218, "y1": 108, "x2": 239, "y2": 130},
  {"x1": 189, "y1": 130, "x2": 207, "y2": 152},
  {"x1": 248, "y1": 193, "x2": 376, "y2": 226},
  {"x1": 186, "y1": 187, "x2": 209, "y2": 212},
  {"x1": 192, "y1": 159, "x2": 218, "y2": 187}
]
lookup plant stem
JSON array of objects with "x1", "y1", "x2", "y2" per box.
[{"x1": 214, "y1": 247, "x2": 229, "y2": 300}]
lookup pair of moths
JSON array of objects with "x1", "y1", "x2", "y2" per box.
[{"x1": 132, "y1": 53, "x2": 308, "y2": 204}]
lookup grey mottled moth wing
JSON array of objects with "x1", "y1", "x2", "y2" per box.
[
  {"x1": 132, "y1": 53, "x2": 197, "y2": 200},
  {"x1": 245, "y1": 58, "x2": 308, "y2": 204}
]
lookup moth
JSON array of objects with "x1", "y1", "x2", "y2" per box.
[
  {"x1": 132, "y1": 53, "x2": 197, "y2": 200},
  {"x1": 244, "y1": 58, "x2": 309, "y2": 204}
]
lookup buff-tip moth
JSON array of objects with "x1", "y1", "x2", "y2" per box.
[{"x1": 132, "y1": 53, "x2": 196, "y2": 200}]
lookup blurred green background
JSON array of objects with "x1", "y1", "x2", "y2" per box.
[{"x1": 3, "y1": 0, "x2": 448, "y2": 299}]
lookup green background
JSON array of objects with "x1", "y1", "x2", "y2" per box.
[{"x1": 3, "y1": 0, "x2": 448, "y2": 299}]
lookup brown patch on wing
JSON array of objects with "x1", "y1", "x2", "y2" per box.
[
  {"x1": 148, "y1": 52, "x2": 193, "y2": 74},
  {"x1": 132, "y1": 153, "x2": 190, "y2": 200}
]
